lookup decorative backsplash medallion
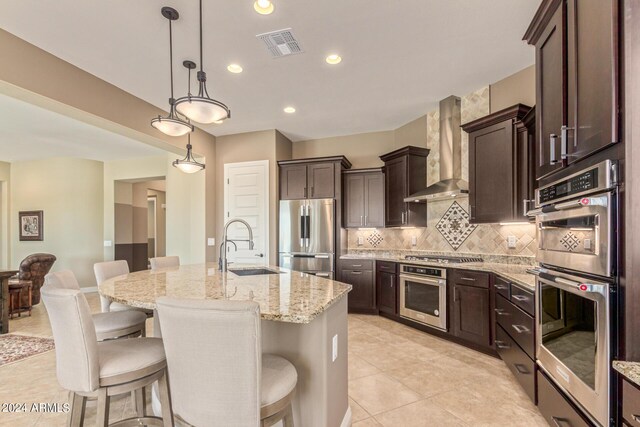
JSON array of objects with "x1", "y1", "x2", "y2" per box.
[
  {"x1": 436, "y1": 201, "x2": 477, "y2": 250},
  {"x1": 366, "y1": 230, "x2": 384, "y2": 247}
]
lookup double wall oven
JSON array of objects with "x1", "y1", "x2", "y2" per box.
[{"x1": 528, "y1": 160, "x2": 618, "y2": 427}]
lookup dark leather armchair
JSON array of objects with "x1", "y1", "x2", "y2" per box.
[{"x1": 10, "y1": 253, "x2": 56, "y2": 305}]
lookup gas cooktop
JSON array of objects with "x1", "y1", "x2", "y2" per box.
[{"x1": 403, "y1": 255, "x2": 483, "y2": 264}]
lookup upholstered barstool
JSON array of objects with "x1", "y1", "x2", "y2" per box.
[
  {"x1": 94, "y1": 260, "x2": 152, "y2": 317},
  {"x1": 156, "y1": 297, "x2": 297, "y2": 427},
  {"x1": 41, "y1": 285, "x2": 173, "y2": 427},
  {"x1": 149, "y1": 256, "x2": 180, "y2": 270},
  {"x1": 44, "y1": 270, "x2": 147, "y2": 340}
]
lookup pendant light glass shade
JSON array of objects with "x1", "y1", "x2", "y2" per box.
[
  {"x1": 173, "y1": 134, "x2": 205, "y2": 174},
  {"x1": 151, "y1": 7, "x2": 193, "y2": 137},
  {"x1": 174, "y1": 0, "x2": 231, "y2": 124}
]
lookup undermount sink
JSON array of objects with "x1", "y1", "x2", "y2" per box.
[{"x1": 228, "y1": 268, "x2": 282, "y2": 276}]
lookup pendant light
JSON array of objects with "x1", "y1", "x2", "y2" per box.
[
  {"x1": 151, "y1": 7, "x2": 194, "y2": 137},
  {"x1": 175, "y1": 0, "x2": 231, "y2": 124},
  {"x1": 173, "y1": 132, "x2": 205, "y2": 173}
]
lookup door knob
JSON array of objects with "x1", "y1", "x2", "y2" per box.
[{"x1": 255, "y1": 253, "x2": 264, "y2": 257}]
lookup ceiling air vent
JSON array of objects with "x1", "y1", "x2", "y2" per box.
[{"x1": 256, "y1": 28, "x2": 303, "y2": 58}]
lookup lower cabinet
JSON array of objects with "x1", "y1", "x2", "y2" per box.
[
  {"x1": 339, "y1": 259, "x2": 376, "y2": 313},
  {"x1": 449, "y1": 269, "x2": 492, "y2": 349},
  {"x1": 495, "y1": 325, "x2": 536, "y2": 403},
  {"x1": 376, "y1": 261, "x2": 397, "y2": 315},
  {"x1": 537, "y1": 370, "x2": 591, "y2": 427},
  {"x1": 622, "y1": 379, "x2": 640, "y2": 427}
]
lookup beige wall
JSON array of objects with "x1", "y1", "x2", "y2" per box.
[
  {"x1": 292, "y1": 130, "x2": 396, "y2": 169},
  {"x1": 489, "y1": 65, "x2": 536, "y2": 112},
  {"x1": 394, "y1": 115, "x2": 428, "y2": 149},
  {"x1": 0, "y1": 28, "x2": 217, "y2": 262},
  {"x1": 0, "y1": 161, "x2": 10, "y2": 269},
  {"x1": 10, "y1": 158, "x2": 104, "y2": 286}
]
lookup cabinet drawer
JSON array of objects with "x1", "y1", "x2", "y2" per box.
[
  {"x1": 537, "y1": 370, "x2": 591, "y2": 427},
  {"x1": 511, "y1": 284, "x2": 534, "y2": 317},
  {"x1": 623, "y1": 379, "x2": 640, "y2": 426},
  {"x1": 339, "y1": 259, "x2": 373, "y2": 271},
  {"x1": 376, "y1": 261, "x2": 396, "y2": 273},
  {"x1": 495, "y1": 294, "x2": 535, "y2": 359},
  {"x1": 495, "y1": 325, "x2": 536, "y2": 403},
  {"x1": 449, "y1": 269, "x2": 490, "y2": 289},
  {"x1": 495, "y1": 276, "x2": 510, "y2": 299}
]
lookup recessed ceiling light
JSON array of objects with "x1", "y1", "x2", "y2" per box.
[
  {"x1": 213, "y1": 119, "x2": 224, "y2": 124},
  {"x1": 227, "y1": 64, "x2": 243, "y2": 73},
  {"x1": 284, "y1": 106, "x2": 296, "y2": 114},
  {"x1": 325, "y1": 54, "x2": 342, "y2": 65},
  {"x1": 254, "y1": 0, "x2": 274, "y2": 15}
]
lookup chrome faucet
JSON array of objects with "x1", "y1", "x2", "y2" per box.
[{"x1": 220, "y1": 218, "x2": 255, "y2": 272}]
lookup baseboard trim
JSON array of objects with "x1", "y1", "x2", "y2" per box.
[{"x1": 81, "y1": 286, "x2": 98, "y2": 293}]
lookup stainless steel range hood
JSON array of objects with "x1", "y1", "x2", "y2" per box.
[{"x1": 405, "y1": 95, "x2": 468, "y2": 203}]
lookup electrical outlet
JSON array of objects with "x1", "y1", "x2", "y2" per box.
[
  {"x1": 207, "y1": 237, "x2": 216, "y2": 246},
  {"x1": 411, "y1": 236, "x2": 417, "y2": 246},
  {"x1": 103, "y1": 240, "x2": 112, "y2": 247},
  {"x1": 357, "y1": 236, "x2": 364, "y2": 246},
  {"x1": 507, "y1": 235, "x2": 517, "y2": 249},
  {"x1": 332, "y1": 334, "x2": 338, "y2": 362}
]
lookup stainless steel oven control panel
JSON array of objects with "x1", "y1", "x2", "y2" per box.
[{"x1": 535, "y1": 160, "x2": 617, "y2": 207}]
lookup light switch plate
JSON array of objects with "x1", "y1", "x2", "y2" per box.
[
  {"x1": 207, "y1": 238, "x2": 216, "y2": 247},
  {"x1": 411, "y1": 236, "x2": 417, "y2": 246},
  {"x1": 357, "y1": 236, "x2": 364, "y2": 246},
  {"x1": 507, "y1": 235, "x2": 517, "y2": 249},
  {"x1": 332, "y1": 334, "x2": 338, "y2": 362},
  {"x1": 103, "y1": 240, "x2": 112, "y2": 247}
]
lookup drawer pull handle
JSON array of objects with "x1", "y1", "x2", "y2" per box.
[
  {"x1": 514, "y1": 363, "x2": 530, "y2": 375},
  {"x1": 495, "y1": 340, "x2": 510, "y2": 349},
  {"x1": 494, "y1": 308, "x2": 509, "y2": 316},
  {"x1": 512, "y1": 295, "x2": 529, "y2": 302},
  {"x1": 495, "y1": 285, "x2": 509, "y2": 290},
  {"x1": 460, "y1": 277, "x2": 476, "y2": 282},
  {"x1": 351, "y1": 271, "x2": 362, "y2": 275},
  {"x1": 552, "y1": 417, "x2": 568, "y2": 427},
  {"x1": 351, "y1": 264, "x2": 362, "y2": 267},
  {"x1": 512, "y1": 324, "x2": 530, "y2": 334},
  {"x1": 633, "y1": 415, "x2": 640, "y2": 423}
]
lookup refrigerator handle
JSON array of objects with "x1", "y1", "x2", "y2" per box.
[
  {"x1": 300, "y1": 204, "x2": 306, "y2": 248},
  {"x1": 305, "y1": 204, "x2": 311, "y2": 248}
]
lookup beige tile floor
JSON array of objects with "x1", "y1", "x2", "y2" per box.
[{"x1": 0, "y1": 293, "x2": 547, "y2": 426}]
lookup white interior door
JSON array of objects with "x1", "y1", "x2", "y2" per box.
[{"x1": 224, "y1": 160, "x2": 269, "y2": 266}]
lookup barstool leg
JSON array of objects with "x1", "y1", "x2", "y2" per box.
[
  {"x1": 95, "y1": 388, "x2": 110, "y2": 427},
  {"x1": 282, "y1": 403, "x2": 294, "y2": 427},
  {"x1": 158, "y1": 369, "x2": 174, "y2": 427},
  {"x1": 67, "y1": 392, "x2": 86, "y2": 427},
  {"x1": 135, "y1": 386, "x2": 146, "y2": 417}
]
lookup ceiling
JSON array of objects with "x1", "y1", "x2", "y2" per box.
[
  {"x1": 0, "y1": 0, "x2": 538, "y2": 142},
  {"x1": 0, "y1": 94, "x2": 166, "y2": 162}
]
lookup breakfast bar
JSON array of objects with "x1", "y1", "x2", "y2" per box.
[{"x1": 98, "y1": 263, "x2": 352, "y2": 427}]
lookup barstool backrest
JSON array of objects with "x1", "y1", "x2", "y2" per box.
[
  {"x1": 93, "y1": 260, "x2": 129, "y2": 312},
  {"x1": 156, "y1": 297, "x2": 261, "y2": 426},
  {"x1": 44, "y1": 270, "x2": 80, "y2": 290},
  {"x1": 149, "y1": 256, "x2": 180, "y2": 270},
  {"x1": 41, "y1": 284, "x2": 99, "y2": 393}
]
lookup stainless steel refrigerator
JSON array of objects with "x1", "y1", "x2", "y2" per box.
[{"x1": 279, "y1": 198, "x2": 335, "y2": 278}]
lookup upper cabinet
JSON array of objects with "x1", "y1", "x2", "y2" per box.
[
  {"x1": 524, "y1": 0, "x2": 620, "y2": 181},
  {"x1": 278, "y1": 156, "x2": 352, "y2": 200},
  {"x1": 379, "y1": 146, "x2": 430, "y2": 228},
  {"x1": 462, "y1": 105, "x2": 533, "y2": 223},
  {"x1": 343, "y1": 168, "x2": 385, "y2": 228}
]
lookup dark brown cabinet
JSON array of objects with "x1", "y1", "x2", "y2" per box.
[
  {"x1": 525, "y1": 0, "x2": 620, "y2": 181},
  {"x1": 462, "y1": 105, "x2": 532, "y2": 223},
  {"x1": 537, "y1": 369, "x2": 591, "y2": 427},
  {"x1": 449, "y1": 269, "x2": 492, "y2": 349},
  {"x1": 279, "y1": 157, "x2": 352, "y2": 200},
  {"x1": 622, "y1": 378, "x2": 640, "y2": 427},
  {"x1": 376, "y1": 261, "x2": 397, "y2": 315},
  {"x1": 379, "y1": 146, "x2": 429, "y2": 228},
  {"x1": 338, "y1": 259, "x2": 376, "y2": 313},
  {"x1": 343, "y1": 169, "x2": 385, "y2": 228}
]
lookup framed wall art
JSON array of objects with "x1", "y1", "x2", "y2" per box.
[{"x1": 19, "y1": 210, "x2": 44, "y2": 241}]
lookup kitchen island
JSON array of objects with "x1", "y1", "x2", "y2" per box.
[{"x1": 99, "y1": 263, "x2": 352, "y2": 427}]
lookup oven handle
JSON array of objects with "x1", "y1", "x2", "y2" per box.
[
  {"x1": 529, "y1": 268, "x2": 609, "y2": 295},
  {"x1": 399, "y1": 274, "x2": 444, "y2": 286}
]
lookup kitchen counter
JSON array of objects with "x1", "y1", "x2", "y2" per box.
[
  {"x1": 340, "y1": 252, "x2": 536, "y2": 291},
  {"x1": 100, "y1": 263, "x2": 352, "y2": 427},
  {"x1": 614, "y1": 361, "x2": 640, "y2": 387},
  {"x1": 99, "y1": 263, "x2": 351, "y2": 324}
]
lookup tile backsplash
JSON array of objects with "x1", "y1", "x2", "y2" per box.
[
  {"x1": 347, "y1": 84, "x2": 537, "y2": 258},
  {"x1": 347, "y1": 198, "x2": 537, "y2": 256}
]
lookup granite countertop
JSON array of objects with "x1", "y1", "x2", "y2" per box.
[
  {"x1": 614, "y1": 361, "x2": 640, "y2": 387},
  {"x1": 340, "y1": 252, "x2": 536, "y2": 291},
  {"x1": 99, "y1": 263, "x2": 351, "y2": 324}
]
